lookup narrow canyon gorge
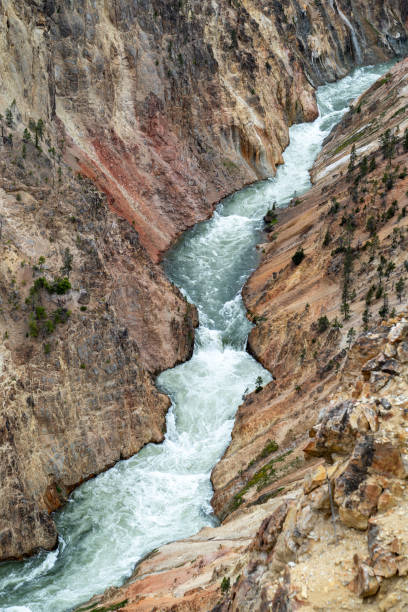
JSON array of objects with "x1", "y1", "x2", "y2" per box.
[{"x1": 0, "y1": 1, "x2": 408, "y2": 611}]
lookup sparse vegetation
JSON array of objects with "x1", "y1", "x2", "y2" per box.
[
  {"x1": 347, "y1": 327, "x2": 356, "y2": 348},
  {"x1": 25, "y1": 264, "x2": 72, "y2": 339},
  {"x1": 231, "y1": 450, "x2": 293, "y2": 510},
  {"x1": 258, "y1": 440, "x2": 279, "y2": 459},
  {"x1": 323, "y1": 230, "x2": 331, "y2": 246},
  {"x1": 255, "y1": 376, "x2": 263, "y2": 393},
  {"x1": 60, "y1": 248, "x2": 73, "y2": 277}
]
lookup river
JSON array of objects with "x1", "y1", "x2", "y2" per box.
[{"x1": 0, "y1": 62, "x2": 390, "y2": 611}]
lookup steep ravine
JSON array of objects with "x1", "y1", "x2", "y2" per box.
[
  {"x1": 0, "y1": 0, "x2": 406, "y2": 608},
  {"x1": 0, "y1": 148, "x2": 198, "y2": 563},
  {"x1": 0, "y1": 0, "x2": 405, "y2": 568},
  {"x1": 67, "y1": 63, "x2": 394, "y2": 612}
]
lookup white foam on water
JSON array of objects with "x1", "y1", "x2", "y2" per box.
[{"x1": 0, "y1": 62, "x2": 392, "y2": 612}]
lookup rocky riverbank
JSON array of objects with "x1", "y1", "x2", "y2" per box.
[
  {"x1": 78, "y1": 57, "x2": 408, "y2": 611},
  {"x1": 76, "y1": 313, "x2": 408, "y2": 611},
  {"x1": 212, "y1": 56, "x2": 408, "y2": 521}
]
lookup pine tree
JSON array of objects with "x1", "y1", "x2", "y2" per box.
[
  {"x1": 347, "y1": 144, "x2": 356, "y2": 177},
  {"x1": 396, "y1": 278, "x2": 405, "y2": 303},
  {"x1": 23, "y1": 128, "x2": 31, "y2": 143}
]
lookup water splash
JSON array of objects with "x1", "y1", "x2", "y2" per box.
[{"x1": 336, "y1": 2, "x2": 363, "y2": 65}]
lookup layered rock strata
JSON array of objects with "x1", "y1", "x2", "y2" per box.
[
  {"x1": 1, "y1": 0, "x2": 408, "y2": 574},
  {"x1": 215, "y1": 315, "x2": 408, "y2": 611}
]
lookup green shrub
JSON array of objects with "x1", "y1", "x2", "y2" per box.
[
  {"x1": 386, "y1": 202, "x2": 397, "y2": 220},
  {"x1": 362, "y1": 306, "x2": 370, "y2": 331},
  {"x1": 35, "y1": 306, "x2": 46, "y2": 320},
  {"x1": 396, "y1": 278, "x2": 405, "y2": 302},
  {"x1": 366, "y1": 216, "x2": 376, "y2": 235},
  {"x1": 29, "y1": 317, "x2": 39, "y2": 338},
  {"x1": 23, "y1": 128, "x2": 31, "y2": 143},
  {"x1": 317, "y1": 316, "x2": 330, "y2": 333},
  {"x1": 5, "y1": 108, "x2": 13, "y2": 128},
  {"x1": 347, "y1": 327, "x2": 356, "y2": 348},
  {"x1": 385, "y1": 262, "x2": 396, "y2": 278},
  {"x1": 255, "y1": 376, "x2": 263, "y2": 393},
  {"x1": 31, "y1": 276, "x2": 50, "y2": 293},
  {"x1": 292, "y1": 248, "x2": 305, "y2": 266},
  {"x1": 44, "y1": 320, "x2": 55, "y2": 334},
  {"x1": 259, "y1": 440, "x2": 279, "y2": 459},
  {"x1": 221, "y1": 577, "x2": 230, "y2": 593},
  {"x1": 50, "y1": 277, "x2": 71, "y2": 295},
  {"x1": 329, "y1": 200, "x2": 340, "y2": 215},
  {"x1": 53, "y1": 308, "x2": 70, "y2": 324},
  {"x1": 365, "y1": 286, "x2": 375, "y2": 305},
  {"x1": 379, "y1": 303, "x2": 389, "y2": 319}
]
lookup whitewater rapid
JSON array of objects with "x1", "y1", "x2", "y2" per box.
[{"x1": 0, "y1": 63, "x2": 391, "y2": 612}]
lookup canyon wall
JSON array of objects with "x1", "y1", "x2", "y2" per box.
[
  {"x1": 80, "y1": 57, "x2": 408, "y2": 611},
  {"x1": 77, "y1": 313, "x2": 408, "y2": 612},
  {"x1": 212, "y1": 56, "x2": 408, "y2": 520},
  {"x1": 1, "y1": 1, "x2": 407, "y2": 262},
  {"x1": 0, "y1": 137, "x2": 197, "y2": 560}
]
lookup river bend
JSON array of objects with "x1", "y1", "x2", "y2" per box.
[{"x1": 0, "y1": 63, "x2": 390, "y2": 612}]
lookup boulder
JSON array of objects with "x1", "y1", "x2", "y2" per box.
[{"x1": 388, "y1": 320, "x2": 408, "y2": 343}]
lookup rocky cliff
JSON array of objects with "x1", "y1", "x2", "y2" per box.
[
  {"x1": 215, "y1": 315, "x2": 408, "y2": 611},
  {"x1": 212, "y1": 56, "x2": 408, "y2": 520},
  {"x1": 79, "y1": 58, "x2": 408, "y2": 611},
  {"x1": 1, "y1": 1, "x2": 407, "y2": 263},
  {"x1": 0, "y1": 126, "x2": 197, "y2": 560}
]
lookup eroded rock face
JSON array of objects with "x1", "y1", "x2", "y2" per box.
[
  {"x1": 1, "y1": 1, "x2": 407, "y2": 262},
  {"x1": 0, "y1": 135, "x2": 197, "y2": 560},
  {"x1": 81, "y1": 309, "x2": 408, "y2": 610},
  {"x1": 210, "y1": 314, "x2": 408, "y2": 611},
  {"x1": 211, "y1": 57, "x2": 408, "y2": 521}
]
